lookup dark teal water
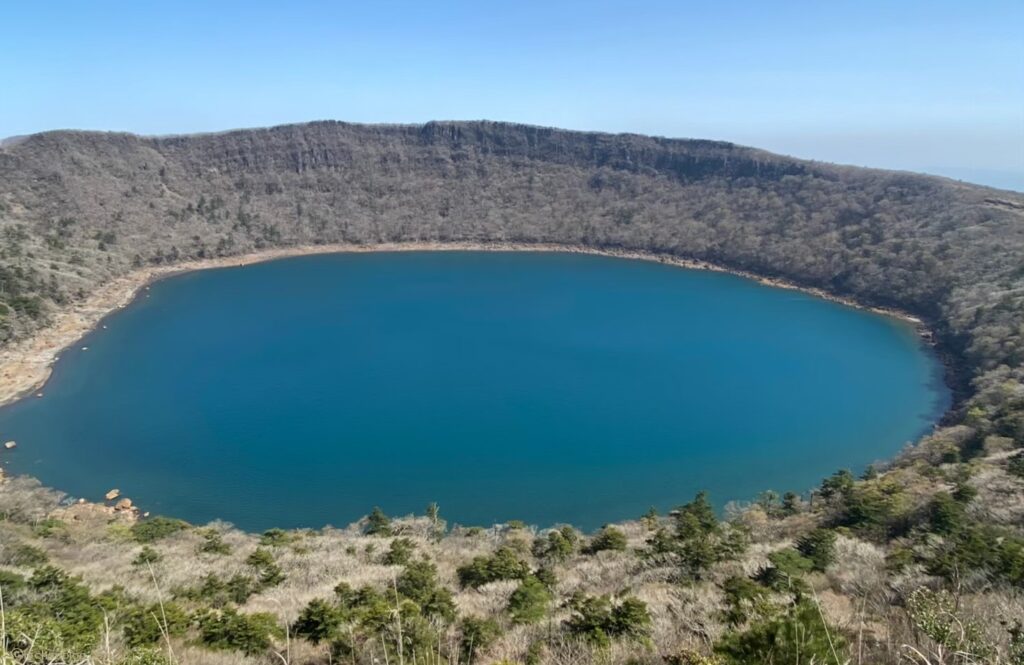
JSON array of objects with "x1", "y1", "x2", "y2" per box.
[{"x1": 0, "y1": 251, "x2": 948, "y2": 531}]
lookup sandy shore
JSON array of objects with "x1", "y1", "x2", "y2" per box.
[{"x1": 0, "y1": 241, "x2": 929, "y2": 409}]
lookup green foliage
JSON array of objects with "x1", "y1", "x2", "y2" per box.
[
  {"x1": 757, "y1": 548, "x2": 814, "y2": 591},
  {"x1": 646, "y1": 492, "x2": 747, "y2": 582},
  {"x1": 293, "y1": 598, "x2": 343, "y2": 644},
  {"x1": 720, "y1": 576, "x2": 769, "y2": 626},
  {"x1": 132, "y1": 545, "x2": 162, "y2": 566},
  {"x1": 33, "y1": 517, "x2": 67, "y2": 538},
  {"x1": 198, "y1": 528, "x2": 232, "y2": 555},
  {"x1": 197, "y1": 607, "x2": 283, "y2": 655},
  {"x1": 715, "y1": 598, "x2": 846, "y2": 665},
  {"x1": 928, "y1": 491, "x2": 967, "y2": 534},
  {"x1": 8, "y1": 566, "x2": 109, "y2": 658},
  {"x1": 565, "y1": 594, "x2": 651, "y2": 647},
  {"x1": 828, "y1": 475, "x2": 911, "y2": 540},
  {"x1": 781, "y1": 491, "x2": 801, "y2": 516},
  {"x1": 886, "y1": 545, "x2": 916, "y2": 573},
  {"x1": 457, "y1": 546, "x2": 530, "y2": 588},
  {"x1": 122, "y1": 601, "x2": 189, "y2": 647},
  {"x1": 0, "y1": 569, "x2": 27, "y2": 598},
  {"x1": 818, "y1": 469, "x2": 855, "y2": 500},
  {"x1": 585, "y1": 526, "x2": 628, "y2": 554},
  {"x1": 396, "y1": 559, "x2": 456, "y2": 620},
  {"x1": 1008, "y1": 452, "x2": 1024, "y2": 479},
  {"x1": 197, "y1": 573, "x2": 257, "y2": 606},
  {"x1": 259, "y1": 527, "x2": 295, "y2": 547},
  {"x1": 533, "y1": 527, "x2": 577, "y2": 562},
  {"x1": 365, "y1": 506, "x2": 392, "y2": 536},
  {"x1": 246, "y1": 547, "x2": 286, "y2": 588},
  {"x1": 508, "y1": 575, "x2": 552, "y2": 624},
  {"x1": 906, "y1": 587, "x2": 994, "y2": 661},
  {"x1": 674, "y1": 491, "x2": 719, "y2": 540},
  {"x1": 383, "y1": 537, "x2": 416, "y2": 565},
  {"x1": 131, "y1": 516, "x2": 188, "y2": 543},
  {"x1": 8, "y1": 543, "x2": 48, "y2": 567},
  {"x1": 795, "y1": 528, "x2": 837, "y2": 571},
  {"x1": 534, "y1": 565, "x2": 558, "y2": 589},
  {"x1": 459, "y1": 616, "x2": 502, "y2": 661},
  {"x1": 925, "y1": 521, "x2": 1024, "y2": 586}
]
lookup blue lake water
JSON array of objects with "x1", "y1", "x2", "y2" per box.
[{"x1": 0, "y1": 251, "x2": 949, "y2": 531}]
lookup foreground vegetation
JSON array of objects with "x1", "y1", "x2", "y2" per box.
[
  {"x1": 0, "y1": 425, "x2": 1022, "y2": 665},
  {"x1": 0, "y1": 121, "x2": 1023, "y2": 662}
]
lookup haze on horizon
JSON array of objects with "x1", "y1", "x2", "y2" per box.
[{"x1": 2, "y1": 0, "x2": 1021, "y2": 191}]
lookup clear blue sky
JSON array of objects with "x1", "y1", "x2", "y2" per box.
[{"x1": 3, "y1": 1, "x2": 1022, "y2": 190}]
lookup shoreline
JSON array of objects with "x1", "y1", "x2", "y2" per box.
[{"x1": 0, "y1": 240, "x2": 937, "y2": 410}]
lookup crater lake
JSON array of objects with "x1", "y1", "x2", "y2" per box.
[{"x1": 0, "y1": 251, "x2": 950, "y2": 531}]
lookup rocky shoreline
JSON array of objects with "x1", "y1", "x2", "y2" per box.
[{"x1": 0, "y1": 240, "x2": 936, "y2": 413}]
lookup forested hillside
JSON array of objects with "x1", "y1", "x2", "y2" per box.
[
  {"x1": 0, "y1": 121, "x2": 1023, "y2": 664},
  {"x1": 2, "y1": 121, "x2": 1023, "y2": 375}
]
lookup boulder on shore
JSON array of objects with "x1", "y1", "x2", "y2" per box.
[{"x1": 114, "y1": 498, "x2": 133, "y2": 511}]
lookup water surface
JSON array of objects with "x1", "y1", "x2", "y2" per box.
[{"x1": 0, "y1": 251, "x2": 948, "y2": 530}]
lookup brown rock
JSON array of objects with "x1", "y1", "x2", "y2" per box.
[
  {"x1": 104, "y1": 488, "x2": 120, "y2": 501},
  {"x1": 115, "y1": 498, "x2": 133, "y2": 511}
]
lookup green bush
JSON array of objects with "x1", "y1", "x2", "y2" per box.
[
  {"x1": 246, "y1": 547, "x2": 286, "y2": 588},
  {"x1": 8, "y1": 543, "x2": 48, "y2": 567},
  {"x1": 928, "y1": 492, "x2": 967, "y2": 534},
  {"x1": 198, "y1": 529, "x2": 232, "y2": 555},
  {"x1": 795, "y1": 528, "x2": 837, "y2": 571},
  {"x1": 197, "y1": 607, "x2": 283, "y2": 655},
  {"x1": 781, "y1": 491, "x2": 801, "y2": 516},
  {"x1": 122, "y1": 601, "x2": 189, "y2": 647},
  {"x1": 715, "y1": 598, "x2": 847, "y2": 664},
  {"x1": 459, "y1": 616, "x2": 502, "y2": 661},
  {"x1": 926, "y1": 523, "x2": 1024, "y2": 586},
  {"x1": 906, "y1": 588, "x2": 994, "y2": 662},
  {"x1": 131, "y1": 516, "x2": 188, "y2": 543},
  {"x1": 674, "y1": 491, "x2": 719, "y2": 540},
  {"x1": 534, "y1": 565, "x2": 558, "y2": 589},
  {"x1": 720, "y1": 576, "x2": 769, "y2": 626},
  {"x1": 508, "y1": 575, "x2": 552, "y2": 624},
  {"x1": 383, "y1": 537, "x2": 416, "y2": 565},
  {"x1": 0, "y1": 569, "x2": 26, "y2": 598},
  {"x1": 532, "y1": 527, "x2": 577, "y2": 561},
  {"x1": 132, "y1": 545, "x2": 162, "y2": 567},
  {"x1": 818, "y1": 469, "x2": 855, "y2": 500},
  {"x1": 457, "y1": 547, "x2": 530, "y2": 588},
  {"x1": 180, "y1": 573, "x2": 257, "y2": 607},
  {"x1": 12, "y1": 566, "x2": 109, "y2": 657},
  {"x1": 365, "y1": 506, "x2": 392, "y2": 536},
  {"x1": 756, "y1": 548, "x2": 813, "y2": 590},
  {"x1": 33, "y1": 517, "x2": 67, "y2": 538},
  {"x1": 293, "y1": 598, "x2": 343, "y2": 644},
  {"x1": 565, "y1": 594, "x2": 651, "y2": 646},
  {"x1": 259, "y1": 528, "x2": 295, "y2": 547},
  {"x1": 585, "y1": 526, "x2": 628, "y2": 554},
  {"x1": 396, "y1": 560, "x2": 456, "y2": 620},
  {"x1": 1008, "y1": 452, "x2": 1024, "y2": 479}
]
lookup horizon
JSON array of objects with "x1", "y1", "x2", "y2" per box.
[
  {"x1": 2, "y1": 1, "x2": 1022, "y2": 191},
  {"x1": 5, "y1": 117, "x2": 1020, "y2": 192}
]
